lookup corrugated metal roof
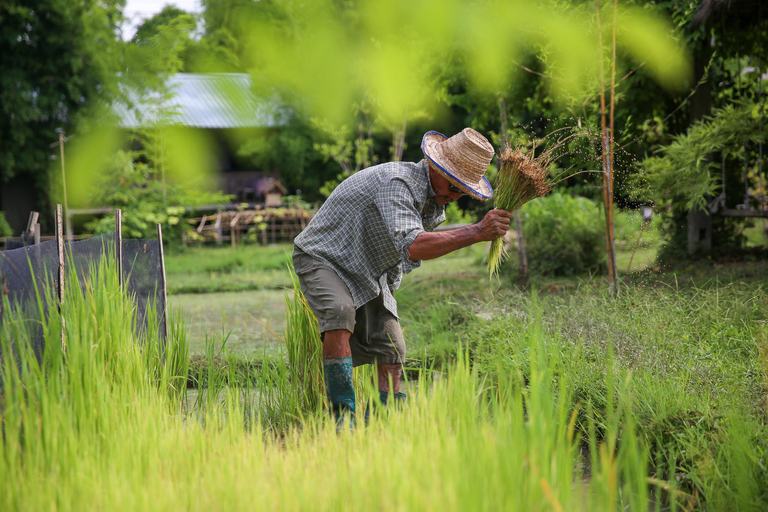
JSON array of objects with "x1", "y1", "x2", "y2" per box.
[{"x1": 113, "y1": 73, "x2": 280, "y2": 129}]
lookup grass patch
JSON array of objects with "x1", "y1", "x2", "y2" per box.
[
  {"x1": 165, "y1": 244, "x2": 294, "y2": 294},
  {"x1": 170, "y1": 289, "x2": 287, "y2": 357}
]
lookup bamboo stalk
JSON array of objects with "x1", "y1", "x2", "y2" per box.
[
  {"x1": 595, "y1": 0, "x2": 618, "y2": 293},
  {"x1": 609, "y1": 0, "x2": 619, "y2": 288}
]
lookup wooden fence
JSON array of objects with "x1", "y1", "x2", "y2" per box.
[{"x1": 185, "y1": 208, "x2": 313, "y2": 247}]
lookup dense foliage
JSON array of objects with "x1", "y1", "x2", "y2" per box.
[
  {"x1": 86, "y1": 149, "x2": 230, "y2": 242},
  {"x1": 0, "y1": 212, "x2": 13, "y2": 238},
  {"x1": 637, "y1": 99, "x2": 765, "y2": 258},
  {"x1": 1, "y1": 0, "x2": 765, "y2": 258},
  {"x1": 0, "y1": 0, "x2": 123, "y2": 229}
]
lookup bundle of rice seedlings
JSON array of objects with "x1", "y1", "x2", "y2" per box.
[{"x1": 487, "y1": 145, "x2": 552, "y2": 276}]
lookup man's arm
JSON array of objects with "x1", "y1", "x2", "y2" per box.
[{"x1": 407, "y1": 209, "x2": 512, "y2": 261}]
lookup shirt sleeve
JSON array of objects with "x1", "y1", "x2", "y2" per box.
[{"x1": 374, "y1": 177, "x2": 424, "y2": 274}]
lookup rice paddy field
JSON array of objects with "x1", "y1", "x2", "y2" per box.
[{"x1": 2, "y1": 224, "x2": 767, "y2": 510}]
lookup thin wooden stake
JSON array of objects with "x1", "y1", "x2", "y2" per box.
[
  {"x1": 56, "y1": 130, "x2": 74, "y2": 238},
  {"x1": 156, "y1": 223, "x2": 169, "y2": 341},
  {"x1": 56, "y1": 204, "x2": 66, "y2": 352},
  {"x1": 609, "y1": 0, "x2": 619, "y2": 288},
  {"x1": 115, "y1": 209, "x2": 123, "y2": 290}
]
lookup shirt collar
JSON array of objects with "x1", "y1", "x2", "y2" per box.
[{"x1": 422, "y1": 159, "x2": 436, "y2": 198}]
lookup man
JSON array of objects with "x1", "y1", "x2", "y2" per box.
[{"x1": 292, "y1": 128, "x2": 511, "y2": 423}]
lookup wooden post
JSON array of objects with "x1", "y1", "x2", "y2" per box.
[
  {"x1": 156, "y1": 224, "x2": 169, "y2": 341},
  {"x1": 26, "y1": 212, "x2": 39, "y2": 245},
  {"x1": 56, "y1": 204, "x2": 66, "y2": 352},
  {"x1": 214, "y1": 213, "x2": 222, "y2": 245},
  {"x1": 56, "y1": 129, "x2": 74, "y2": 239},
  {"x1": 230, "y1": 213, "x2": 241, "y2": 248},
  {"x1": 115, "y1": 209, "x2": 123, "y2": 290},
  {"x1": 34, "y1": 223, "x2": 40, "y2": 245}
]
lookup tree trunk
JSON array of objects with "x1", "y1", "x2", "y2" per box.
[
  {"x1": 687, "y1": 207, "x2": 713, "y2": 255},
  {"x1": 391, "y1": 119, "x2": 406, "y2": 162}
]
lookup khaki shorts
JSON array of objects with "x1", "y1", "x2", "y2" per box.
[{"x1": 292, "y1": 247, "x2": 406, "y2": 367}]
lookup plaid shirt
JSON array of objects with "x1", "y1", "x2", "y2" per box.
[{"x1": 294, "y1": 159, "x2": 445, "y2": 318}]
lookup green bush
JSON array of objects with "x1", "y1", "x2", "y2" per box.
[
  {"x1": 444, "y1": 202, "x2": 476, "y2": 224},
  {"x1": 520, "y1": 191, "x2": 606, "y2": 276},
  {"x1": 86, "y1": 150, "x2": 231, "y2": 242},
  {"x1": 0, "y1": 212, "x2": 13, "y2": 238}
]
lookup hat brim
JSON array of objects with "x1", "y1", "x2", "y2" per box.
[{"x1": 421, "y1": 131, "x2": 493, "y2": 201}]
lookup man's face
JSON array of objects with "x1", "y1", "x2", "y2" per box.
[{"x1": 428, "y1": 163, "x2": 466, "y2": 205}]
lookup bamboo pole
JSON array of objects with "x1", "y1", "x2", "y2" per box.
[
  {"x1": 595, "y1": 0, "x2": 618, "y2": 294},
  {"x1": 157, "y1": 224, "x2": 169, "y2": 341},
  {"x1": 115, "y1": 209, "x2": 123, "y2": 291},
  {"x1": 56, "y1": 204, "x2": 66, "y2": 352}
]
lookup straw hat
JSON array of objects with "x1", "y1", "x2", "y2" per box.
[{"x1": 421, "y1": 128, "x2": 494, "y2": 201}]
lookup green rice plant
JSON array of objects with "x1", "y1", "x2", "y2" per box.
[
  {"x1": 282, "y1": 265, "x2": 375, "y2": 421},
  {"x1": 284, "y1": 266, "x2": 326, "y2": 415},
  {"x1": 487, "y1": 146, "x2": 552, "y2": 276},
  {"x1": 0, "y1": 253, "x2": 657, "y2": 510},
  {"x1": 8, "y1": 243, "x2": 766, "y2": 510}
]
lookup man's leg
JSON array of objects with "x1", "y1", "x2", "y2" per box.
[
  {"x1": 322, "y1": 329, "x2": 356, "y2": 425},
  {"x1": 292, "y1": 247, "x2": 357, "y2": 426},
  {"x1": 324, "y1": 329, "x2": 352, "y2": 359},
  {"x1": 376, "y1": 363, "x2": 407, "y2": 407},
  {"x1": 377, "y1": 363, "x2": 402, "y2": 393}
]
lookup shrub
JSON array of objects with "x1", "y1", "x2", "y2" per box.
[{"x1": 520, "y1": 191, "x2": 606, "y2": 276}]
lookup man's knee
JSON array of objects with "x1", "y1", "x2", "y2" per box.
[{"x1": 318, "y1": 301, "x2": 356, "y2": 333}]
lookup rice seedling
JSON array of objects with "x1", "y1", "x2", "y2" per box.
[{"x1": 487, "y1": 145, "x2": 552, "y2": 276}]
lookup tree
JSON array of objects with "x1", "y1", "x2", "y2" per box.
[
  {"x1": 130, "y1": 5, "x2": 242, "y2": 73},
  {"x1": 0, "y1": 0, "x2": 123, "y2": 231},
  {"x1": 131, "y1": 5, "x2": 190, "y2": 46}
]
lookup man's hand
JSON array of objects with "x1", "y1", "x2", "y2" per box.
[
  {"x1": 475, "y1": 209, "x2": 512, "y2": 242},
  {"x1": 407, "y1": 209, "x2": 512, "y2": 261}
]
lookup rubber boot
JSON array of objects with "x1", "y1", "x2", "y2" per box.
[
  {"x1": 365, "y1": 390, "x2": 407, "y2": 423},
  {"x1": 323, "y1": 357, "x2": 356, "y2": 430}
]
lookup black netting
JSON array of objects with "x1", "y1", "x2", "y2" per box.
[
  {"x1": 122, "y1": 239, "x2": 166, "y2": 344},
  {"x1": 0, "y1": 237, "x2": 60, "y2": 359},
  {"x1": 0, "y1": 233, "x2": 166, "y2": 359}
]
